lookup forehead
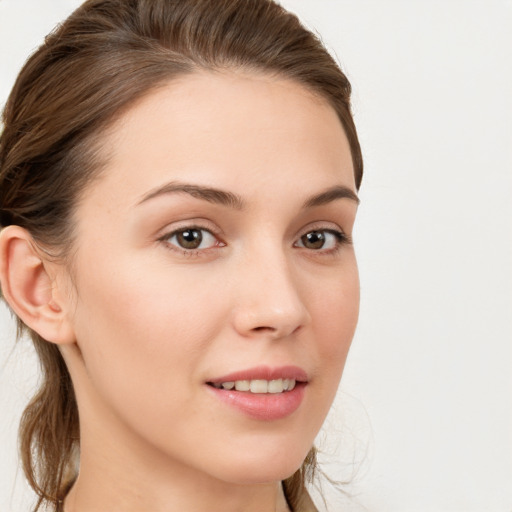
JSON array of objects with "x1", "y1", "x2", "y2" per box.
[{"x1": 86, "y1": 70, "x2": 355, "y2": 207}]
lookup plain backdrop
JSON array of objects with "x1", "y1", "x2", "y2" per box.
[{"x1": 1, "y1": 1, "x2": 511, "y2": 511}]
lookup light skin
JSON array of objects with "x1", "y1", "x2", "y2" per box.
[{"x1": 0, "y1": 71, "x2": 359, "y2": 511}]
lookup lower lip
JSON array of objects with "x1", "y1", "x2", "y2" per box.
[{"x1": 206, "y1": 383, "x2": 306, "y2": 421}]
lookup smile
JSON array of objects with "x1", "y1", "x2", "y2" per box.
[
  {"x1": 206, "y1": 366, "x2": 307, "y2": 420},
  {"x1": 209, "y1": 378, "x2": 296, "y2": 393}
]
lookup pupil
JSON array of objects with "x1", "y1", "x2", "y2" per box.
[
  {"x1": 303, "y1": 231, "x2": 325, "y2": 249},
  {"x1": 177, "y1": 229, "x2": 202, "y2": 249}
]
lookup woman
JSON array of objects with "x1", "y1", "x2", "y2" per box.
[{"x1": 0, "y1": 0, "x2": 363, "y2": 510}]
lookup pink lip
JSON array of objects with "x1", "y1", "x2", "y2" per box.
[
  {"x1": 206, "y1": 365, "x2": 308, "y2": 421},
  {"x1": 208, "y1": 365, "x2": 308, "y2": 384}
]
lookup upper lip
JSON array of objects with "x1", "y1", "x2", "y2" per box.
[{"x1": 207, "y1": 365, "x2": 308, "y2": 384}]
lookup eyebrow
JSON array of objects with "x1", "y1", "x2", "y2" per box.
[
  {"x1": 137, "y1": 182, "x2": 245, "y2": 209},
  {"x1": 301, "y1": 185, "x2": 360, "y2": 208},
  {"x1": 137, "y1": 181, "x2": 359, "y2": 209}
]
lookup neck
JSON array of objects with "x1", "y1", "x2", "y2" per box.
[
  {"x1": 65, "y1": 472, "x2": 290, "y2": 512},
  {"x1": 63, "y1": 404, "x2": 291, "y2": 512}
]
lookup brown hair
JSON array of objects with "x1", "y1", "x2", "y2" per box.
[{"x1": 0, "y1": 0, "x2": 363, "y2": 510}]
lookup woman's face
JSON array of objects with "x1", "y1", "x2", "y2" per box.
[{"x1": 62, "y1": 71, "x2": 359, "y2": 484}]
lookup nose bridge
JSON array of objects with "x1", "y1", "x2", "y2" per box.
[{"x1": 231, "y1": 237, "x2": 310, "y2": 338}]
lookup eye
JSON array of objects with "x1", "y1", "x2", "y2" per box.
[
  {"x1": 295, "y1": 229, "x2": 345, "y2": 250},
  {"x1": 165, "y1": 227, "x2": 219, "y2": 251}
]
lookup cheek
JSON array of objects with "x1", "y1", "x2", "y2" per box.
[
  {"x1": 312, "y1": 262, "x2": 359, "y2": 351},
  {"x1": 69, "y1": 258, "x2": 227, "y2": 418},
  {"x1": 76, "y1": 254, "x2": 224, "y2": 344},
  {"x1": 307, "y1": 261, "x2": 359, "y2": 397}
]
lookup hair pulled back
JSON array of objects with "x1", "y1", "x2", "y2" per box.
[{"x1": 0, "y1": 1, "x2": 363, "y2": 510}]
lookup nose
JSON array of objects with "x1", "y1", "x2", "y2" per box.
[{"x1": 230, "y1": 247, "x2": 311, "y2": 340}]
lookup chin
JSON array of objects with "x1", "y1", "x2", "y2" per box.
[{"x1": 211, "y1": 444, "x2": 310, "y2": 485}]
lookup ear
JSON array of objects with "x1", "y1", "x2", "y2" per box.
[{"x1": 0, "y1": 225, "x2": 76, "y2": 345}]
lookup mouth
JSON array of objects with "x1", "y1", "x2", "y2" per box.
[
  {"x1": 207, "y1": 378, "x2": 298, "y2": 394},
  {"x1": 205, "y1": 366, "x2": 308, "y2": 420}
]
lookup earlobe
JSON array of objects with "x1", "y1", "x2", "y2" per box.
[{"x1": 0, "y1": 226, "x2": 75, "y2": 345}]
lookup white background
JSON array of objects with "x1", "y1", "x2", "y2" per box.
[{"x1": 1, "y1": 1, "x2": 511, "y2": 511}]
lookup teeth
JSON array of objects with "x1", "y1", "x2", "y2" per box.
[
  {"x1": 213, "y1": 379, "x2": 297, "y2": 394},
  {"x1": 268, "y1": 379, "x2": 283, "y2": 393},
  {"x1": 234, "y1": 380, "x2": 250, "y2": 391},
  {"x1": 250, "y1": 379, "x2": 268, "y2": 393}
]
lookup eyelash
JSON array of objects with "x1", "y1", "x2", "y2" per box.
[
  {"x1": 294, "y1": 228, "x2": 352, "y2": 255},
  {"x1": 158, "y1": 224, "x2": 225, "y2": 257},
  {"x1": 159, "y1": 225, "x2": 351, "y2": 257}
]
